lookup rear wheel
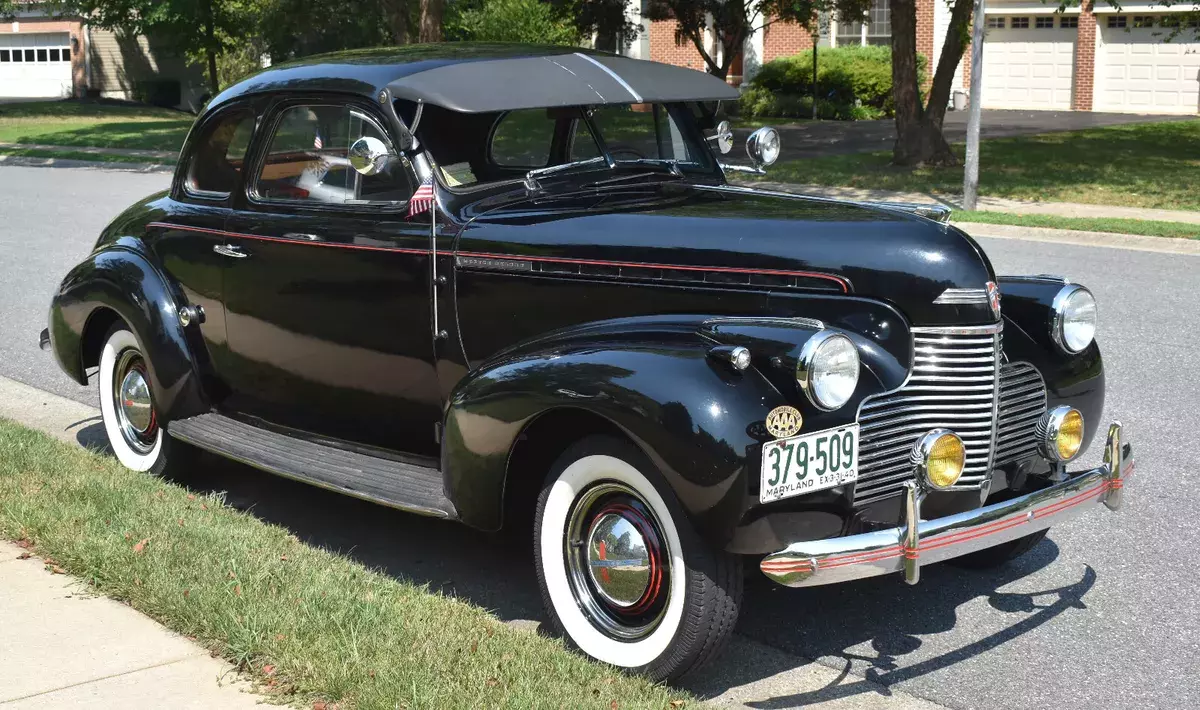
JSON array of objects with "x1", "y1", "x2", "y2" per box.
[
  {"x1": 533, "y1": 436, "x2": 741, "y2": 682},
  {"x1": 97, "y1": 325, "x2": 175, "y2": 475},
  {"x1": 951, "y1": 529, "x2": 1049, "y2": 569}
]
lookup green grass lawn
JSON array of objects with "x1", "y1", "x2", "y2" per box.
[
  {"x1": 753, "y1": 120, "x2": 1200, "y2": 212},
  {"x1": 0, "y1": 99, "x2": 193, "y2": 151},
  {"x1": 0, "y1": 419, "x2": 694, "y2": 709},
  {"x1": 951, "y1": 210, "x2": 1200, "y2": 239}
]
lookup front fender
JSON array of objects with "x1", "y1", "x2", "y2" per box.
[
  {"x1": 49, "y1": 237, "x2": 208, "y2": 422},
  {"x1": 443, "y1": 308, "x2": 911, "y2": 544},
  {"x1": 444, "y1": 322, "x2": 786, "y2": 540},
  {"x1": 999, "y1": 277, "x2": 1105, "y2": 455}
]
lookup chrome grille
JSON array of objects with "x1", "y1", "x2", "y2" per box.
[
  {"x1": 994, "y1": 362, "x2": 1048, "y2": 467},
  {"x1": 855, "y1": 325, "x2": 1001, "y2": 505}
]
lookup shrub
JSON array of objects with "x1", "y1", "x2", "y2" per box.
[
  {"x1": 746, "y1": 45, "x2": 927, "y2": 119},
  {"x1": 738, "y1": 86, "x2": 884, "y2": 121},
  {"x1": 132, "y1": 80, "x2": 182, "y2": 109},
  {"x1": 447, "y1": 0, "x2": 580, "y2": 44}
]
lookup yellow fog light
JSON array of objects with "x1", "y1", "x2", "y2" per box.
[
  {"x1": 912, "y1": 429, "x2": 965, "y2": 490},
  {"x1": 1039, "y1": 406, "x2": 1085, "y2": 462}
]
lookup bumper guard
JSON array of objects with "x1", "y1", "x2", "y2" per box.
[{"x1": 761, "y1": 422, "x2": 1132, "y2": 588}]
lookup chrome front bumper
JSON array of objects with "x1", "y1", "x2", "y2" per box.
[{"x1": 761, "y1": 422, "x2": 1132, "y2": 588}]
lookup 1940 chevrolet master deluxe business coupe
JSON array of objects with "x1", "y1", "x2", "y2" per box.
[{"x1": 42, "y1": 45, "x2": 1133, "y2": 681}]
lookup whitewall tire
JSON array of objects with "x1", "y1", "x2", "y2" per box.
[
  {"x1": 97, "y1": 325, "x2": 169, "y2": 473},
  {"x1": 534, "y1": 436, "x2": 742, "y2": 682}
]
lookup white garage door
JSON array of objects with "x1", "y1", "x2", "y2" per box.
[
  {"x1": 1097, "y1": 20, "x2": 1200, "y2": 114},
  {"x1": 981, "y1": 21, "x2": 1076, "y2": 110},
  {"x1": 0, "y1": 33, "x2": 73, "y2": 99}
]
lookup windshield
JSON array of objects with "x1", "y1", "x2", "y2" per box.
[{"x1": 421, "y1": 102, "x2": 717, "y2": 189}]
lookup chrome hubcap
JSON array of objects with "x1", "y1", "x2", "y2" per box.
[
  {"x1": 566, "y1": 482, "x2": 669, "y2": 641},
  {"x1": 112, "y1": 349, "x2": 157, "y2": 454},
  {"x1": 586, "y1": 513, "x2": 651, "y2": 607},
  {"x1": 119, "y1": 369, "x2": 153, "y2": 433}
]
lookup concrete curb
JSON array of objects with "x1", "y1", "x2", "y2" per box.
[
  {"x1": 0, "y1": 154, "x2": 173, "y2": 173},
  {"x1": 956, "y1": 221, "x2": 1200, "y2": 256},
  {"x1": 0, "y1": 141, "x2": 177, "y2": 160},
  {"x1": 0, "y1": 374, "x2": 948, "y2": 709}
]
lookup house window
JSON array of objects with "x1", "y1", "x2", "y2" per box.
[
  {"x1": 1132, "y1": 15, "x2": 1155, "y2": 28},
  {"x1": 63, "y1": 47, "x2": 70, "y2": 61},
  {"x1": 835, "y1": 0, "x2": 892, "y2": 46},
  {"x1": 1108, "y1": 16, "x2": 1127, "y2": 28},
  {"x1": 1035, "y1": 16, "x2": 1054, "y2": 28},
  {"x1": 1011, "y1": 17, "x2": 1030, "y2": 28},
  {"x1": 1061, "y1": 16, "x2": 1079, "y2": 28},
  {"x1": 11, "y1": 49, "x2": 21, "y2": 62},
  {"x1": 24, "y1": 49, "x2": 34, "y2": 62},
  {"x1": 0, "y1": 50, "x2": 9, "y2": 62},
  {"x1": 48, "y1": 48, "x2": 59, "y2": 61},
  {"x1": 36, "y1": 49, "x2": 48, "y2": 62},
  {"x1": 986, "y1": 17, "x2": 1005, "y2": 29}
]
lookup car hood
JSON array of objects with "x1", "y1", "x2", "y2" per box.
[{"x1": 452, "y1": 183, "x2": 998, "y2": 326}]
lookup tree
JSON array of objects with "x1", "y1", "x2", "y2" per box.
[
  {"x1": 448, "y1": 0, "x2": 580, "y2": 44},
  {"x1": 551, "y1": 0, "x2": 640, "y2": 52},
  {"x1": 644, "y1": 0, "x2": 854, "y2": 80}
]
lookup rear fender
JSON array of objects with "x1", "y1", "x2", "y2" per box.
[{"x1": 49, "y1": 237, "x2": 208, "y2": 422}]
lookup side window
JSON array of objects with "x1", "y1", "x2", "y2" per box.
[
  {"x1": 490, "y1": 109, "x2": 555, "y2": 168},
  {"x1": 254, "y1": 104, "x2": 414, "y2": 205},
  {"x1": 185, "y1": 109, "x2": 255, "y2": 198}
]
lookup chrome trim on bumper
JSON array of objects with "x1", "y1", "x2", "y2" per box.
[{"x1": 761, "y1": 422, "x2": 1132, "y2": 588}]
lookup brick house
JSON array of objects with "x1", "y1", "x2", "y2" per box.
[
  {"x1": 624, "y1": 0, "x2": 1200, "y2": 115},
  {"x1": 1, "y1": 2, "x2": 207, "y2": 110}
]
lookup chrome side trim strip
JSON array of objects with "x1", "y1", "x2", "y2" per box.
[
  {"x1": 761, "y1": 423, "x2": 1132, "y2": 588},
  {"x1": 911, "y1": 322, "x2": 1004, "y2": 335},
  {"x1": 934, "y1": 287, "x2": 989, "y2": 305}
]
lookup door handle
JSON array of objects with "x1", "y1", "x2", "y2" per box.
[
  {"x1": 282, "y1": 232, "x2": 322, "y2": 242},
  {"x1": 213, "y1": 244, "x2": 248, "y2": 259}
]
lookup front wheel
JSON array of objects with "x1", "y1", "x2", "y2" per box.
[
  {"x1": 97, "y1": 324, "x2": 176, "y2": 475},
  {"x1": 533, "y1": 436, "x2": 742, "y2": 682}
]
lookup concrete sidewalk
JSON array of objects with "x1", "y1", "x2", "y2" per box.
[
  {"x1": 0, "y1": 377, "x2": 273, "y2": 709},
  {"x1": 746, "y1": 180, "x2": 1200, "y2": 226},
  {"x1": 0, "y1": 142, "x2": 176, "y2": 160}
]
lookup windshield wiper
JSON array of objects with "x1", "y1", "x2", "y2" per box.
[
  {"x1": 612, "y1": 158, "x2": 685, "y2": 177},
  {"x1": 524, "y1": 155, "x2": 615, "y2": 192},
  {"x1": 585, "y1": 169, "x2": 685, "y2": 188}
]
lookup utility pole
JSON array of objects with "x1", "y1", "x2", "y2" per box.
[{"x1": 963, "y1": 0, "x2": 987, "y2": 210}]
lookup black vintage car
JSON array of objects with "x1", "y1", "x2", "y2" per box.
[{"x1": 42, "y1": 44, "x2": 1132, "y2": 681}]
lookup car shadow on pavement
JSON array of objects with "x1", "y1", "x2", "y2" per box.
[
  {"x1": 687, "y1": 546, "x2": 1097, "y2": 706},
  {"x1": 150, "y1": 445, "x2": 1097, "y2": 702}
]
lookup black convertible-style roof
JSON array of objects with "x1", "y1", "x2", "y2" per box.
[{"x1": 206, "y1": 43, "x2": 739, "y2": 115}]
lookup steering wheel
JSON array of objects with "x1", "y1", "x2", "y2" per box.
[{"x1": 607, "y1": 145, "x2": 648, "y2": 160}]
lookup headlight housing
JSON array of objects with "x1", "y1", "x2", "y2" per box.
[
  {"x1": 1051, "y1": 285, "x2": 1097, "y2": 354},
  {"x1": 797, "y1": 331, "x2": 860, "y2": 411}
]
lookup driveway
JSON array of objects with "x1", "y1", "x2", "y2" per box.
[
  {"x1": 734, "y1": 109, "x2": 1196, "y2": 161},
  {"x1": 2, "y1": 164, "x2": 1198, "y2": 709}
]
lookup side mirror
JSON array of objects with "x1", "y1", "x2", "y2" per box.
[
  {"x1": 348, "y1": 135, "x2": 393, "y2": 176},
  {"x1": 746, "y1": 127, "x2": 781, "y2": 169},
  {"x1": 708, "y1": 119, "x2": 733, "y2": 154}
]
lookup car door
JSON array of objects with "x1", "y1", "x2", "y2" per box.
[
  {"x1": 219, "y1": 97, "x2": 441, "y2": 459},
  {"x1": 149, "y1": 101, "x2": 259, "y2": 387}
]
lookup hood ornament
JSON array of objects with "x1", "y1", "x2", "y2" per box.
[{"x1": 986, "y1": 281, "x2": 1001, "y2": 319}]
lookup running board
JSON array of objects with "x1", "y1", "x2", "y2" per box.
[{"x1": 168, "y1": 413, "x2": 456, "y2": 519}]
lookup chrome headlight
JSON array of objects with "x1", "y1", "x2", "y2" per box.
[
  {"x1": 1037, "y1": 406, "x2": 1085, "y2": 463},
  {"x1": 797, "y1": 332, "x2": 860, "y2": 411},
  {"x1": 1051, "y1": 285, "x2": 1096, "y2": 353}
]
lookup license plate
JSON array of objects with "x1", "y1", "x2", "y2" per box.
[{"x1": 760, "y1": 424, "x2": 860, "y2": 504}]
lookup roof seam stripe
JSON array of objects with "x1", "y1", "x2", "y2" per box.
[
  {"x1": 574, "y1": 52, "x2": 643, "y2": 103},
  {"x1": 544, "y1": 56, "x2": 606, "y2": 103}
]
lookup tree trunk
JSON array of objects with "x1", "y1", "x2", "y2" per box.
[
  {"x1": 890, "y1": 0, "x2": 968, "y2": 166},
  {"x1": 202, "y1": 0, "x2": 219, "y2": 94},
  {"x1": 419, "y1": 0, "x2": 444, "y2": 43},
  {"x1": 382, "y1": 0, "x2": 409, "y2": 44}
]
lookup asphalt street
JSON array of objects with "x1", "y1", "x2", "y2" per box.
[{"x1": 1, "y1": 165, "x2": 1196, "y2": 709}]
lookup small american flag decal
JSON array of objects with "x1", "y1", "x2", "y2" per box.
[{"x1": 407, "y1": 176, "x2": 435, "y2": 220}]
